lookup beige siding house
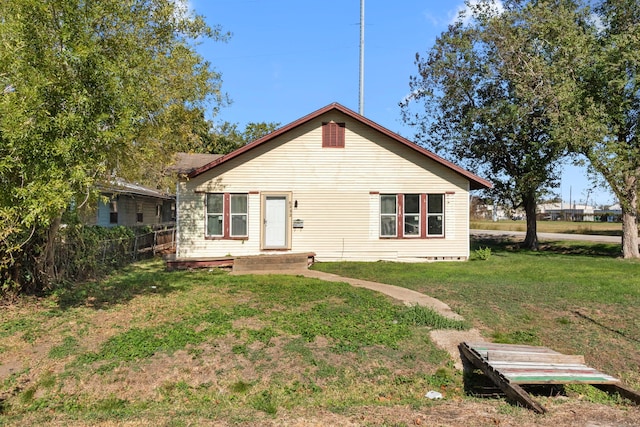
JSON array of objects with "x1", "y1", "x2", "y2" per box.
[{"x1": 176, "y1": 103, "x2": 491, "y2": 262}]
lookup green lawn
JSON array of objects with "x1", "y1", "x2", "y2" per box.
[
  {"x1": 0, "y1": 261, "x2": 462, "y2": 425},
  {"x1": 314, "y1": 238, "x2": 640, "y2": 385},
  {"x1": 1, "y1": 239, "x2": 639, "y2": 425}
]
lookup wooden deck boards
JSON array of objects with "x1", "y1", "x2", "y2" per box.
[{"x1": 460, "y1": 342, "x2": 640, "y2": 414}]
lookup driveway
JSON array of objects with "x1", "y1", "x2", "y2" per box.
[{"x1": 471, "y1": 229, "x2": 621, "y2": 244}]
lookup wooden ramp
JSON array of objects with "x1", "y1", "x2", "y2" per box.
[{"x1": 459, "y1": 342, "x2": 640, "y2": 414}]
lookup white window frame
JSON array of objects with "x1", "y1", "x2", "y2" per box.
[
  {"x1": 206, "y1": 193, "x2": 224, "y2": 237},
  {"x1": 403, "y1": 194, "x2": 421, "y2": 237},
  {"x1": 380, "y1": 194, "x2": 398, "y2": 237},
  {"x1": 229, "y1": 194, "x2": 248, "y2": 238},
  {"x1": 427, "y1": 194, "x2": 444, "y2": 237}
]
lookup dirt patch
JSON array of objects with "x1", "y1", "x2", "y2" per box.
[
  {"x1": 15, "y1": 400, "x2": 640, "y2": 426},
  {"x1": 429, "y1": 328, "x2": 486, "y2": 370}
]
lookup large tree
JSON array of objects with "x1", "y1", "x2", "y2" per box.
[
  {"x1": 0, "y1": 0, "x2": 227, "y2": 293},
  {"x1": 402, "y1": 0, "x2": 587, "y2": 250},
  {"x1": 576, "y1": 0, "x2": 640, "y2": 258}
]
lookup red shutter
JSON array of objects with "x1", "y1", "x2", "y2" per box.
[
  {"x1": 322, "y1": 122, "x2": 345, "y2": 147},
  {"x1": 421, "y1": 194, "x2": 427, "y2": 238},
  {"x1": 223, "y1": 193, "x2": 230, "y2": 239},
  {"x1": 397, "y1": 194, "x2": 403, "y2": 239}
]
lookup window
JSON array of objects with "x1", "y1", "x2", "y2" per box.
[
  {"x1": 136, "y1": 202, "x2": 143, "y2": 223},
  {"x1": 380, "y1": 195, "x2": 397, "y2": 237},
  {"x1": 403, "y1": 194, "x2": 420, "y2": 237},
  {"x1": 230, "y1": 194, "x2": 248, "y2": 237},
  {"x1": 109, "y1": 201, "x2": 118, "y2": 224},
  {"x1": 427, "y1": 194, "x2": 444, "y2": 236},
  {"x1": 206, "y1": 194, "x2": 224, "y2": 237},
  {"x1": 379, "y1": 193, "x2": 445, "y2": 238},
  {"x1": 206, "y1": 193, "x2": 248, "y2": 239},
  {"x1": 322, "y1": 121, "x2": 345, "y2": 148}
]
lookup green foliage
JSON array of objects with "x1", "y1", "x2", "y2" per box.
[
  {"x1": 77, "y1": 307, "x2": 232, "y2": 366},
  {"x1": 230, "y1": 381, "x2": 253, "y2": 394},
  {"x1": 206, "y1": 121, "x2": 281, "y2": 154},
  {"x1": 491, "y1": 329, "x2": 541, "y2": 345},
  {"x1": 250, "y1": 390, "x2": 278, "y2": 415},
  {"x1": 273, "y1": 293, "x2": 411, "y2": 352},
  {"x1": 472, "y1": 246, "x2": 492, "y2": 261},
  {"x1": 54, "y1": 225, "x2": 136, "y2": 283},
  {"x1": 401, "y1": 0, "x2": 586, "y2": 249},
  {"x1": 398, "y1": 305, "x2": 469, "y2": 330},
  {"x1": 48, "y1": 336, "x2": 79, "y2": 359},
  {"x1": 0, "y1": 0, "x2": 228, "y2": 294}
]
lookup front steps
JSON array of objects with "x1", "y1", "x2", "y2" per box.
[{"x1": 232, "y1": 252, "x2": 315, "y2": 274}]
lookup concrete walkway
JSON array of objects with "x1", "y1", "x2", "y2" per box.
[
  {"x1": 233, "y1": 267, "x2": 487, "y2": 368},
  {"x1": 300, "y1": 269, "x2": 464, "y2": 320}
]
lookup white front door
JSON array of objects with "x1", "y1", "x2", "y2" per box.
[{"x1": 264, "y1": 196, "x2": 288, "y2": 248}]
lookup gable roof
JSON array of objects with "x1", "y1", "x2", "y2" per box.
[{"x1": 189, "y1": 103, "x2": 492, "y2": 190}]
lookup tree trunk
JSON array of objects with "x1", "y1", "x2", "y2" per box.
[
  {"x1": 621, "y1": 191, "x2": 639, "y2": 259},
  {"x1": 522, "y1": 193, "x2": 539, "y2": 250},
  {"x1": 39, "y1": 215, "x2": 63, "y2": 287}
]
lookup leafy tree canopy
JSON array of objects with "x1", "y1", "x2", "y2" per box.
[
  {"x1": 0, "y1": 0, "x2": 228, "y2": 293},
  {"x1": 206, "y1": 121, "x2": 281, "y2": 155},
  {"x1": 401, "y1": 0, "x2": 590, "y2": 249}
]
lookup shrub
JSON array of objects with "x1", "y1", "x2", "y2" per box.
[{"x1": 473, "y1": 246, "x2": 492, "y2": 261}]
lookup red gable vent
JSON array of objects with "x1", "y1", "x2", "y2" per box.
[{"x1": 322, "y1": 121, "x2": 345, "y2": 148}]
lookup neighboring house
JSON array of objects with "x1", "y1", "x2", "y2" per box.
[
  {"x1": 175, "y1": 103, "x2": 492, "y2": 262},
  {"x1": 93, "y1": 179, "x2": 175, "y2": 228}
]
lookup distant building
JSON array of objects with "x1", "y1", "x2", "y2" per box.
[
  {"x1": 595, "y1": 203, "x2": 622, "y2": 222},
  {"x1": 537, "y1": 202, "x2": 595, "y2": 221}
]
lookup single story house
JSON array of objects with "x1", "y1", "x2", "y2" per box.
[
  {"x1": 175, "y1": 103, "x2": 492, "y2": 262},
  {"x1": 92, "y1": 178, "x2": 175, "y2": 228}
]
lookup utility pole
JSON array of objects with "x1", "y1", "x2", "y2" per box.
[{"x1": 359, "y1": 0, "x2": 365, "y2": 115}]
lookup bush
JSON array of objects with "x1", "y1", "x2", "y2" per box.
[
  {"x1": 54, "y1": 225, "x2": 136, "y2": 283},
  {"x1": 473, "y1": 246, "x2": 492, "y2": 261}
]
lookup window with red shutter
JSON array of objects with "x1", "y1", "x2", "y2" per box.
[{"x1": 322, "y1": 122, "x2": 345, "y2": 148}]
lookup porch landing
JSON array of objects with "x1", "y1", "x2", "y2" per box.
[{"x1": 165, "y1": 252, "x2": 315, "y2": 273}]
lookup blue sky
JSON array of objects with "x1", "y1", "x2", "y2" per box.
[{"x1": 188, "y1": 0, "x2": 614, "y2": 207}]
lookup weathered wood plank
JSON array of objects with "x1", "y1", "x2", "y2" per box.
[
  {"x1": 593, "y1": 383, "x2": 640, "y2": 404},
  {"x1": 462, "y1": 342, "x2": 640, "y2": 412},
  {"x1": 506, "y1": 376, "x2": 621, "y2": 385},
  {"x1": 459, "y1": 342, "x2": 547, "y2": 414},
  {"x1": 467, "y1": 342, "x2": 561, "y2": 354},
  {"x1": 487, "y1": 351, "x2": 585, "y2": 365}
]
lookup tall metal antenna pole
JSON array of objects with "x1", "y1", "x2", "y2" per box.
[{"x1": 359, "y1": 0, "x2": 365, "y2": 115}]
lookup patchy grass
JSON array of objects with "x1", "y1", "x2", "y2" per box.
[
  {"x1": 1, "y1": 242, "x2": 639, "y2": 426},
  {"x1": 0, "y1": 260, "x2": 459, "y2": 425},
  {"x1": 314, "y1": 238, "x2": 640, "y2": 389}
]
